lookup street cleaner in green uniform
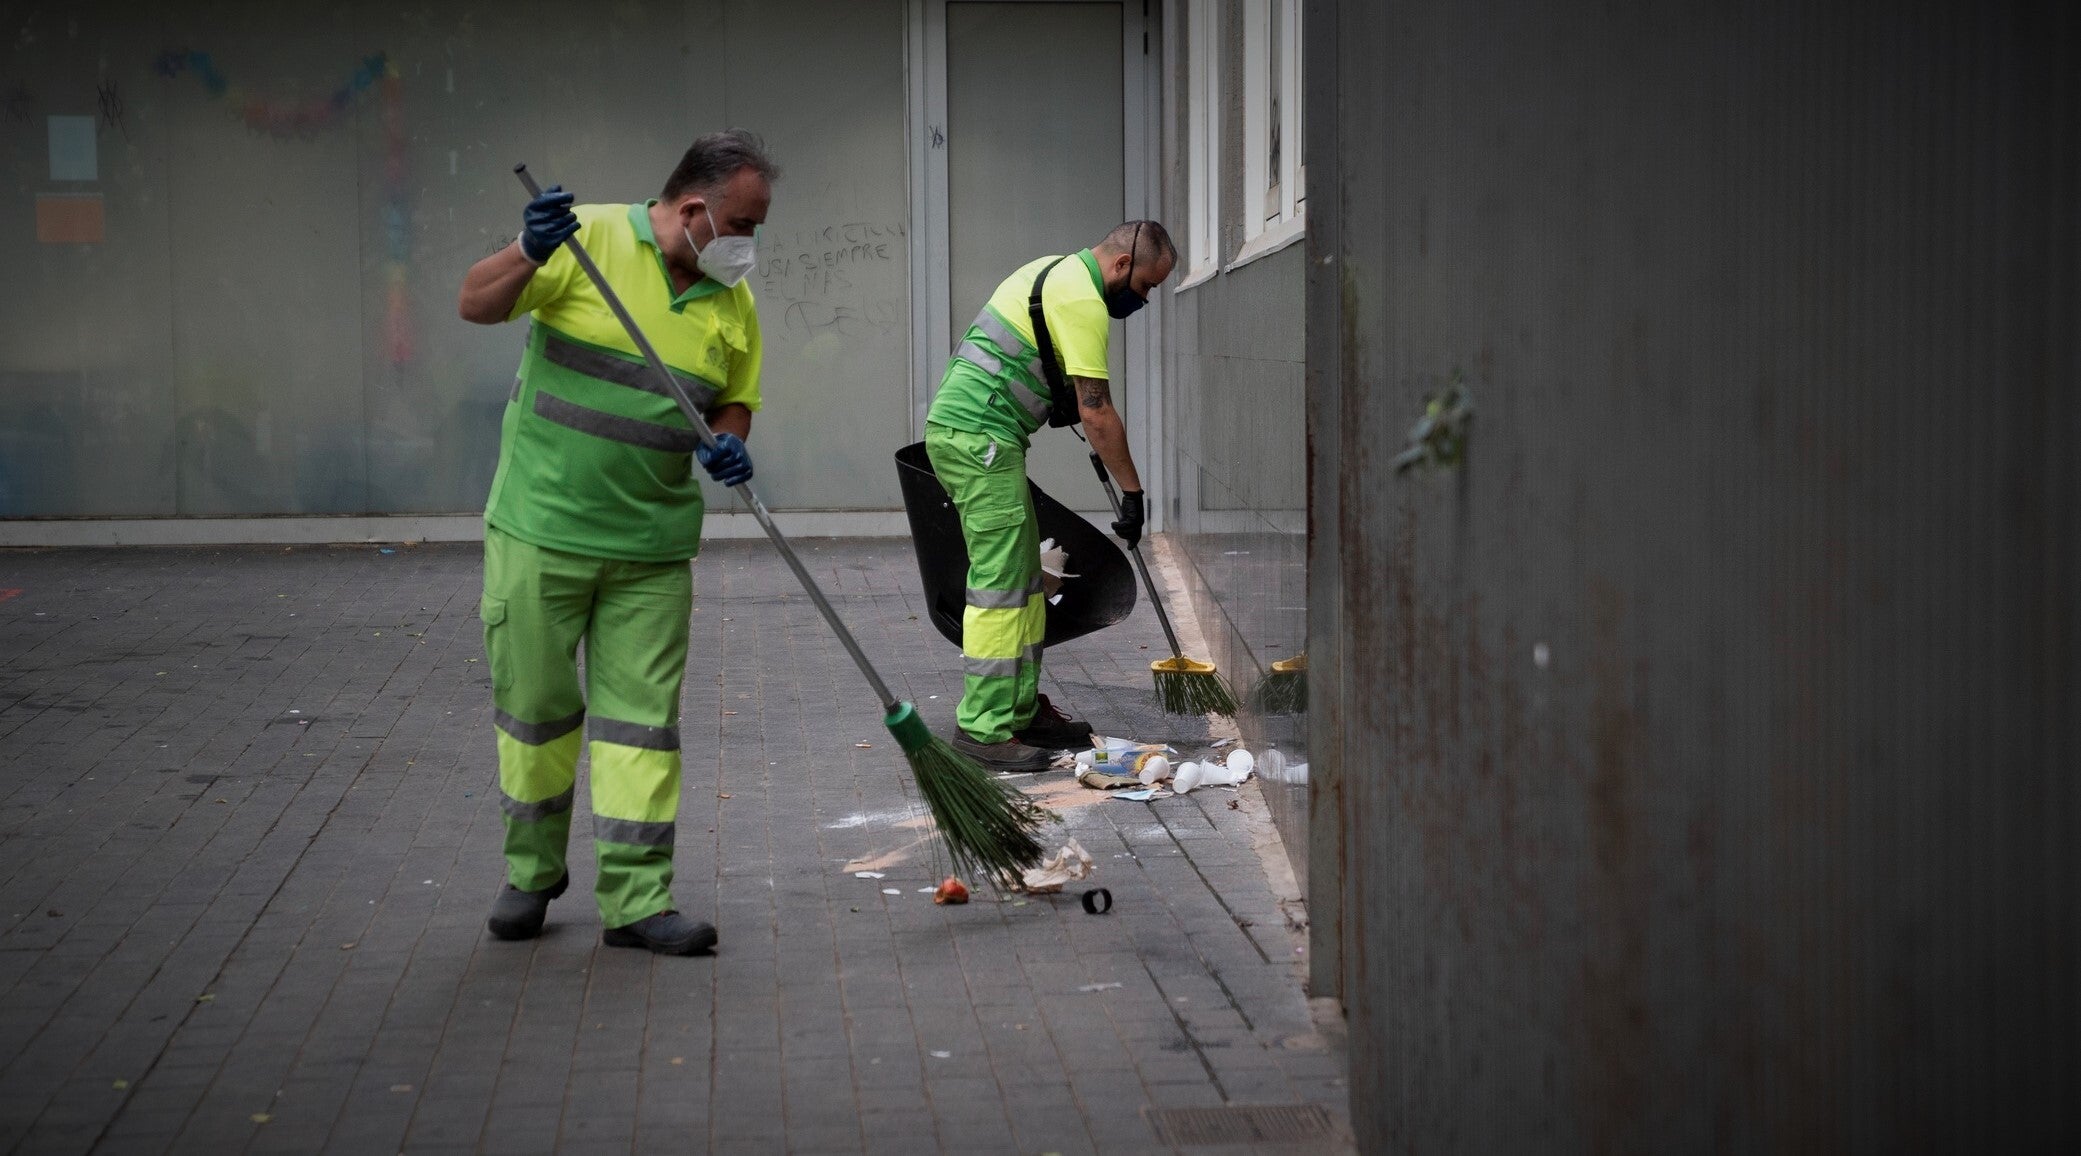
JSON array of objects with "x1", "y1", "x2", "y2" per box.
[
  {"x1": 926, "y1": 221, "x2": 1177, "y2": 771},
  {"x1": 456, "y1": 130, "x2": 778, "y2": 954}
]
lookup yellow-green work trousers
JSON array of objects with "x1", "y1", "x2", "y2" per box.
[
  {"x1": 481, "y1": 525, "x2": 691, "y2": 929},
  {"x1": 926, "y1": 423, "x2": 1045, "y2": 745}
]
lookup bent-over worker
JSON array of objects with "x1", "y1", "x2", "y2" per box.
[{"x1": 924, "y1": 220, "x2": 1177, "y2": 771}]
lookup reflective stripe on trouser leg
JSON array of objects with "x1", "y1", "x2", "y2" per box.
[
  {"x1": 583, "y1": 553, "x2": 693, "y2": 929},
  {"x1": 960, "y1": 596, "x2": 1044, "y2": 743},
  {"x1": 483, "y1": 526, "x2": 595, "y2": 892},
  {"x1": 926, "y1": 424, "x2": 1043, "y2": 745}
]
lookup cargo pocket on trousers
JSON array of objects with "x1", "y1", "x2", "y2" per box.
[
  {"x1": 958, "y1": 499, "x2": 1026, "y2": 539},
  {"x1": 479, "y1": 596, "x2": 512, "y2": 693}
]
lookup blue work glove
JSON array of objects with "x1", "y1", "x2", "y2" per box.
[
  {"x1": 697, "y1": 432, "x2": 754, "y2": 487},
  {"x1": 1111, "y1": 489, "x2": 1145, "y2": 549},
  {"x1": 519, "y1": 185, "x2": 579, "y2": 264}
]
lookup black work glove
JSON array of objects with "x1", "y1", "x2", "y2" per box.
[
  {"x1": 1112, "y1": 489, "x2": 1145, "y2": 549},
  {"x1": 519, "y1": 185, "x2": 579, "y2": 264}
]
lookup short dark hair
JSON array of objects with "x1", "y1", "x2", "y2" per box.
[
  {"x1": 1100, "y1": 219, "x2": 1177, "y2": 268},
  {"x1": 662, "y1": 129, "x2": 781, "y2": 200}
]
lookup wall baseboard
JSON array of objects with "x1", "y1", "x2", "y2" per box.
[{"x1": 0, "y1": 510, "x2": 930, "y2": 548}]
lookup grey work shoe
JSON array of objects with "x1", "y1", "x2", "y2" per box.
[
  {"x1": 951, "y1": 732, "x2": 1052, "y2": 772},
  {"x1": 486, "y1": 873, "x2": 569, "y2": 941},
  {"x1": 1015, "y1": 693, "x2": 1095, "y2": 750},
  {"x1": 602, "y1": 910, "x2": 718, "y2": 956}
]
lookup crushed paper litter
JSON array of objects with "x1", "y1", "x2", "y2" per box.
[
  {"x1": 1038, "y1": 537, "x2": 1078, "y2": 602},
  {"x1": 1075, "y1": 766, "x2": 1143, "y2": 790},
  {"x1": 1019, "y1": 838, "x2": 1094, "y2": 893}
]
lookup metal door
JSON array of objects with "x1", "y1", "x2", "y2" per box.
[{"x1": 912, "y1": 0, "x2": 1157, "y2": 517}]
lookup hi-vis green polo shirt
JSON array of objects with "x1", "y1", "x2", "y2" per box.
[
  {"x1": 927, "y1": 250, "x2": 1109, "y2": 447},
  {"x1": 484, "y1": 202, "x2": 763, "y2": 563}
]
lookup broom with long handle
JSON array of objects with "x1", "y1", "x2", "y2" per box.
[
  {"x1": 1087, "y1": 452, "x2": 1238, "y2": 717},
  {"x1": 512, "y1": 166, "x2": 1050, "y2": 885}
]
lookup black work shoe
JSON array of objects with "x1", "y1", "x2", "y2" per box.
[
  {"x1": 486, "y1": 873, "x2": 569, "y2": 941},
  {"x1": 602, "y1": 910, "x2": 718, "y2": 956},
  {"x1": 1016, "y1": 692, "x2": 1095, "y2": 750},
  {"x1": 951, "y1": 732, "x2": 1052, "y2": 772}
]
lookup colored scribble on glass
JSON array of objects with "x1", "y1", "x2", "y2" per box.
[{"x1": 154, "y1": 49, "x2": 414, "y2": 364}]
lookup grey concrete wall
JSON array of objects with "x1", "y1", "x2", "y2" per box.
[
  {"x1": 1311, "y1": 0, "x2": 2078, "y2": 1149},
  {"x1": 0, "y1": 0, "x2": 910, "y2": 518}
]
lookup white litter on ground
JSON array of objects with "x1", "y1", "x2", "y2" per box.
[
  {"x1": 1020, "y1": 838, "x2": 1094, "y2": 894},
  {"x1": 824, "y1": 808, "x2": 919, "y2": 830}
]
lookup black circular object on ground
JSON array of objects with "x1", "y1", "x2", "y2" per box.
[{"x1": 1080, "y1": 887, "x2": 1113, "y2": 914}]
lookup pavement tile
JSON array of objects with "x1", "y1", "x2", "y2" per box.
[
  {"x1": 478, "y1": 1107, "x2": 564, "y2": 1153},
  {"x1": 855, "y1": 1083, "x2": 932, "y2": 1115},
  {"x1": 0, "y1": 541, "x2": 1341, "y2": 1152},
  {"x1": 786, "y1": 1122, "x2": 866, "y2": 1153},
  {"x1": 861, "y1": 1135, "x2": 940, "y2": 1156},
  {"x1": 99, "y1": 1104, "x2": 194, "y2": 1143}
]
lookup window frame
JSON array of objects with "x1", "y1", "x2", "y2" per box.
[
  {"x1": 1234, "y1": 0, "x2": 1304, "y2": 269},
  {"x1": 1176, "y1": 0, "x2": 1222, "y2": 291}
]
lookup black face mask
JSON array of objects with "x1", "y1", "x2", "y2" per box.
[
  {"x1": 1104, "y1": 222, "x2": 1147, "y2": 319},
  {"x1": 1105, "y1": 287, "x2": 1147, "y2": 319}
]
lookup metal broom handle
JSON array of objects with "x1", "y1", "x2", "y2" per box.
[
  {"x1": 1088, "y1": 451, "x2": 1185, "y2": 658},
  {"x1": 512, "y1": 165, "x2": 899, "y2": 710}
]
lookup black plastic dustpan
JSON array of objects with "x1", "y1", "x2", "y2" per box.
[{"x1": 895, "y1": 441, "x2": 1136, "y2": 650}]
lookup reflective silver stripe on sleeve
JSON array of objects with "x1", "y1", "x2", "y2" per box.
[
  {"x1": 500, "y1": 786, "x2": 576, "y2": 823},
  {"x1": 542, "y1": 332, "x2": 721, "y2": 411},
  {"x1": 966, "y1": 587, "x2": 1030, "y2": 610},
  {"x1": 964, "y1": 656, "x2": 1022, "y2": 679},
  {"x1": 967, "y1": 311, "x2": 1054, "y2": 421},
  {"x1": 533, "y1": 391, "x2": 700, "y2": 453},
  {"x1": 970, "y1": 310, "x2": 1034, "y2": 369},
  {"x1": 1008, "y1": 379, "x2": 1052, "y2": 422},
  {"x1": 594, "y1": 817, "x2": 675, "y2": 848},
  {"x1": 954, "y1": 339, "x2": 1004, "y2": 376},
  {"x1": 495, "y1": 706, "x2": 587, "y2": 746},
  {"x1": 590, "y1": 716, "x2": 681, "y2": 751}
]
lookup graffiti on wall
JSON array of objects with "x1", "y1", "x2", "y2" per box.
[
  {"x1": 152, "y1": 49, "x2": 384, "y2": 137},
  {"x1": 754, "y1": 220, "x2": 907, "y2": 340}
]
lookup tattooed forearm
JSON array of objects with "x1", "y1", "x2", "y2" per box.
[{"x1": 1074, "y1": 376, "x2": 1112, "y2": 411}]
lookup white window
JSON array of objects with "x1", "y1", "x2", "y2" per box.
[
  {"x1": 1236, "y1": 0, "x2": 1303, "y2": 266},
  {"x1": 1178, "y1": 0, "x2": 1222, "y2": 289}
]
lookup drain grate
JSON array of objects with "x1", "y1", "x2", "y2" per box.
[{"x1": 1145, "y1": 1103, "x2": 1335, "y2": 1147}]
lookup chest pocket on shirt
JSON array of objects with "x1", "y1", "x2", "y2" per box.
[{"x1": 702, "y1": 313, "x2": 747, "y2": 379}]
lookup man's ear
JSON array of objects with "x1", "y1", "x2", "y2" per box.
[{"x1": 674, "y1": 195, "x2": 708, "y2": 243}]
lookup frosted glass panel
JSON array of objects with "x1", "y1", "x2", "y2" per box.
[
  {"x1": 1, "y1": 0, "x2": 909, "y2": 517},
  {"x1": 733, "y1": 0, "x2": 912, "y2": 511}
]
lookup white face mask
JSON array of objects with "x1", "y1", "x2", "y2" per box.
[{"x1": 685, "y1": 204, "x2": 757, "y2": 288}]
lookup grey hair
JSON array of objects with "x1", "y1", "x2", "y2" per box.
[{"x1": 662, "y1": 129, "x2": 781, "y2": 200}]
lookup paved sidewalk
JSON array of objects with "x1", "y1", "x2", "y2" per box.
[{"x1": 0, "y1": 539, "x2": 1347, "y2": 1154}]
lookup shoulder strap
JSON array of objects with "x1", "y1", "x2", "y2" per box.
[{"x1": 1028, "y1": 258, "x2": 1081, "y2": 428}]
